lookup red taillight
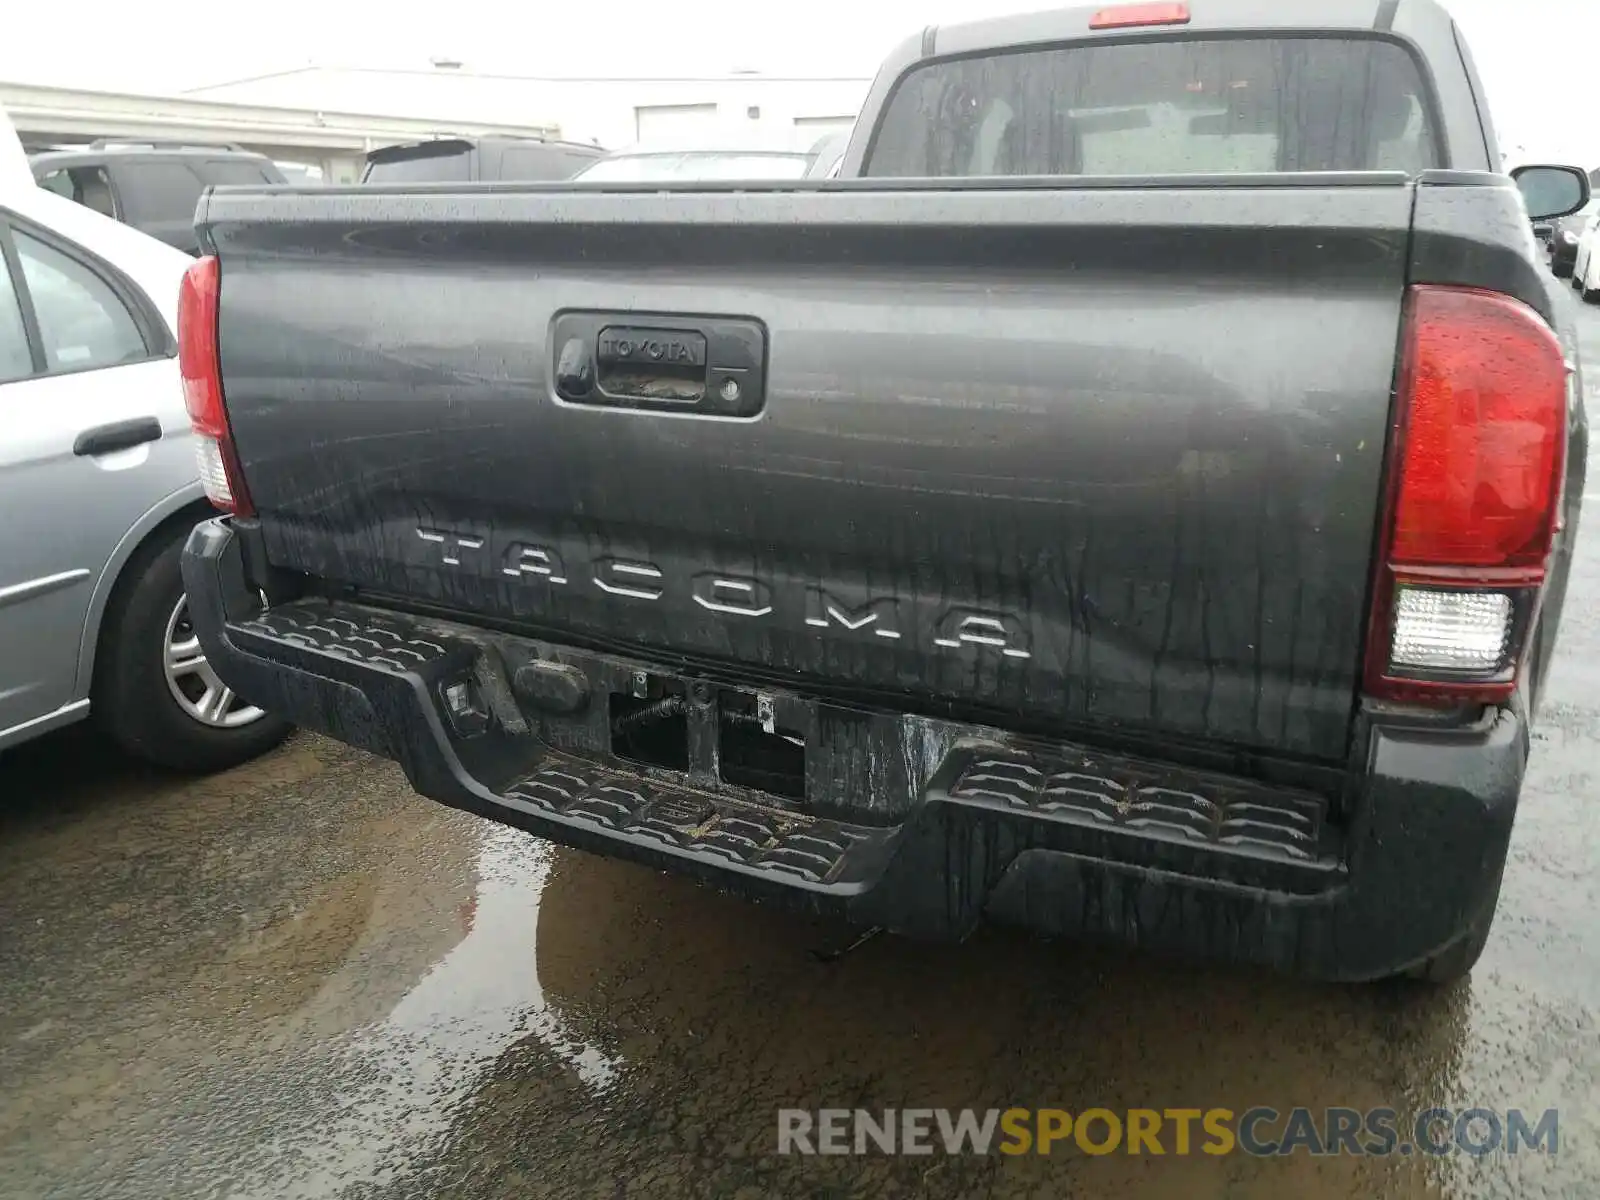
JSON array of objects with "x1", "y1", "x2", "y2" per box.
[
  {"x1": 1090, "y1": 3, "x2": 1191, "y2": 29},
  {"x1": 1366, "y1": 285, "x2": 1569, "y2": 705},
  {"x1": 1390, "y1": 288, "x2": 1567, "y2": 570},
  {"x1": 178, "y1": 255, "x2": 253, "y2": 516}
]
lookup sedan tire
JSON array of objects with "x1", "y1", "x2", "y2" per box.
[{"x1": 94, "y1": 522, "x2": 291, "y2": 772}]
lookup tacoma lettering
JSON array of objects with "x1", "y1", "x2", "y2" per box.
[
  {"x1": 805, "y1": 589, "x2": 901, "y2": 640},
  {"x1": 417, "y1": 528, "x2": 1027, "y2": 657}
]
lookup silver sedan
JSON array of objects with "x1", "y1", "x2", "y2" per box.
[{"x1": 0, "y1": 171, "x2": 288, "y2": 770}]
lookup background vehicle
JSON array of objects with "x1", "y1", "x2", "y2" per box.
[
  {"x1": 274, "y1": 163, "x2": 324, "y2": 186},
  {"x1": 181, "y1": 0, "x2": 1585, "y2": 983},
  {"x1": 0, "y1": 179, "x2": 290, "y2": 769},
  {"x1": 360, "y1": 136, "x2": 603, "y2": 184},
  {"x1": 803, "y1": 130, "x2": 852, "y2": 179},
  {"x1": 1548, "y1": 196, "x2": 1597, "y2": 276},
  {"x1": 1571, "y1": 207, "x2": 1600, "y2": 298},
  {"x1": 573, "y1": 142, "x2": 812, "y2": 182},
  {"x1": 28, "y1": 143, "x2": 288, "y2": 255}
]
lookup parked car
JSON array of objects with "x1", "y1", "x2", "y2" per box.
[
  {"x1": 28, "y1": 143, "x2": 288, "y2": 255},
  {"x1": 179, "y1": 0, "x2": 1585, "y2": 984},
  {"x1": 574, "y1": 144, "x2": 813, "y2": 182},
  {"x1": 360, "y1": 137, "x2": 603, "y2": 184},
  {"x1": 1548, "y1": 197, "x2": 1597, "y2": 277},
  {"x1": 803, "y1": 131, "x2": 852, "y2": 179},
  {"x1": 0, "y1": 173, "x2": 290, "y2": 768},
  {"x1": 1570, "y1": 206, "x2": 1600, "y2": 298}
]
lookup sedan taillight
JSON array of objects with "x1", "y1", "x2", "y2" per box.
[{"x1": 178, "y1": 255, "x2": 253, "y2": 516}]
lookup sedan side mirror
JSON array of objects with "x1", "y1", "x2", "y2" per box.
[
  {"x1": 1512, "y1": 164, "x2": 1591, "y2": 221},
  {"x1": 1533, "y1": 222, "x2": 1554, "y2": 242}
]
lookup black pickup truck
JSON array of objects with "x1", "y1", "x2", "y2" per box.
[{"x1": 180, "y1": 0, "x2": 1588, "y2": 983}]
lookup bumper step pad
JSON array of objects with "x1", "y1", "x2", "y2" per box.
[
  {"x1": 234, "y1": 605, "x2": 468, "y2": 674},
  {"x1": 505, "y1": 759, "x2": 882, "y2": 885},
  {"x1": 940, "y1": 754, "x2": 1329, "y2": 865}
]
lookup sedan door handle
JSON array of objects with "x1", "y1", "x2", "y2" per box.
[{"x1": 73, "y1": 417, "x2": 163, "y2": 457}]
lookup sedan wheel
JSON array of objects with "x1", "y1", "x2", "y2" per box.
[
  {"x1": 95, "y1": 520, "x2": 290, "y2": 772},
  {"x1": 163, "y1": 595, "x2": 266, "y2": 729}
]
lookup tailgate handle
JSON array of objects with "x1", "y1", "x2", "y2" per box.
[{"x1": 551, "y1": 312, "x2": 767, "y2": 417}]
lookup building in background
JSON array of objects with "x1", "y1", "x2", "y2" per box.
[{"x1": 184, "y1": 65, "x2": 869, "y2": 153}]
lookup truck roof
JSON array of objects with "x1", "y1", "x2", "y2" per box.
[
  {"x1": 922, "y1": 0, "x2": 1450, "y2": 55},
  {"x1": 366, "y1": 136, "x2": 603, "y2": 160},
  {"x1": 28, "y1": 145, "x2": 278, "y2": 169}
]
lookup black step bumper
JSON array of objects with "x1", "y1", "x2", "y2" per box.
[{"x1": 183, "y1": 518, "x2": 1528, "y2": 981}]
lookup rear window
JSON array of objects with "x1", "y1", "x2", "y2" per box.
[
  {"x1": 493, "y1": 145, "x2": 597, "y2": 181},
  {"x1": 362, "y1": 146, "x2": 473, "y2": 184},
  {"x1": 864, "y1": 36, "x2": 1439, "y2": 177},
  {"x1": 114, "y1": 161, "x2": 207, "y2": 223}
]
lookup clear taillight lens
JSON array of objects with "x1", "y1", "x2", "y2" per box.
[
  {"x1": 1389, "y1": 588, "x2": 1514, "y2": 674},
  {"x1": 194, "y1": 437, "x2": 235, "y2": 511}
]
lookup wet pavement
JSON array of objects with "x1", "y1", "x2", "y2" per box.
[{"x1": 3, "y1": 304, "x2": 1600, "y2": 1200}]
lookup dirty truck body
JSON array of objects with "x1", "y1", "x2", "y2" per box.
[{"x1": 180, "y1": 0, "x2": 1583, "y2": 981}]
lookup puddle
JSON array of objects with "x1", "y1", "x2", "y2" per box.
[{"x1": 234, "y1": 826, "x2": 623, "y2": 1198}]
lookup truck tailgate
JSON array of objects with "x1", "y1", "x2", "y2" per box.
[{"x1": 204, "y1": 181, "x2": 1413, "y2": 763}]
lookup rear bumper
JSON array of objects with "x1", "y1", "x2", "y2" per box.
[{"x1": 183, "y1": 518, "x2": 1528, "y2": 982}]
